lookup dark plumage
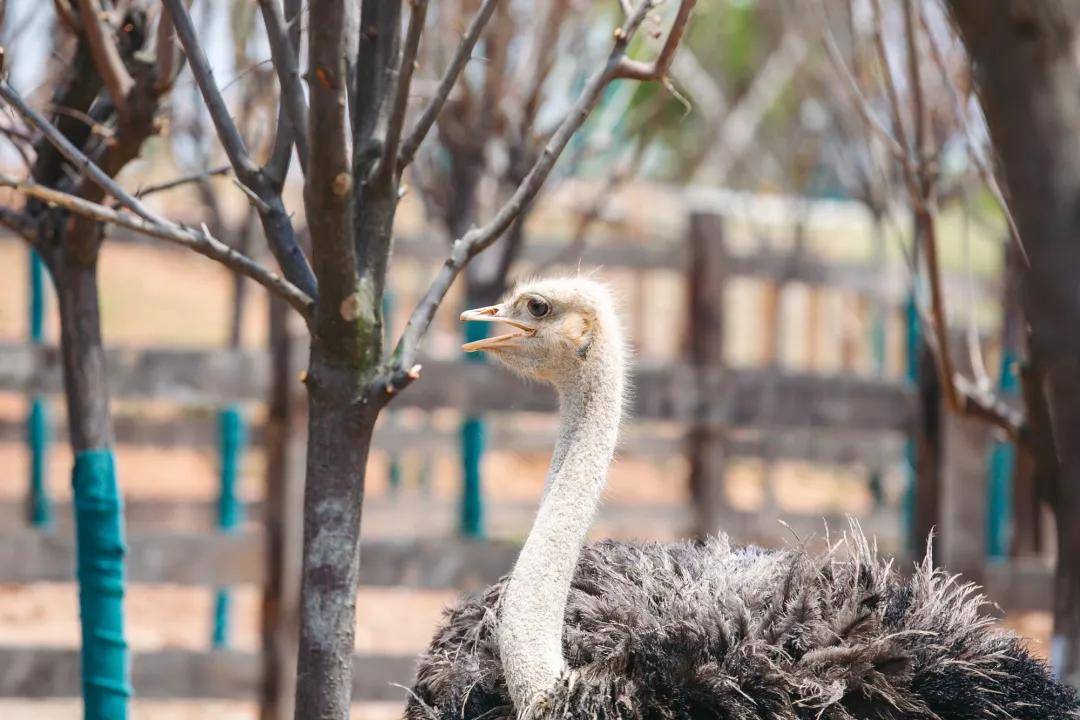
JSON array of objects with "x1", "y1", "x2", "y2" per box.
[
  {"x1": 406, "y1": 529, "x2": 1077, "y2": 720},
  {"x1": 412, "y1": 280, "x2": 1076, "y2": 720}
]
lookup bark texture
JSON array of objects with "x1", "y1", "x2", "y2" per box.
[{"x1": 948, "y1": 0, "x2": 1080, "y2": 685}]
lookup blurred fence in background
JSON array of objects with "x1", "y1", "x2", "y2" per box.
[{"x1": 0, "y1": 186, "x2": 1049, "y2": 708}]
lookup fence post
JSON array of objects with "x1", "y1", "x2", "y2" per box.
[
  {"x1": 941, "y1": 408, "x2": 991, "y2": 579},
  {"x1": 382, "y1": 292, "x2": 402, "y2": 493},
  {"x1": 27, "y1": 249, "x2": 52, "y2": 527},
  {"x1": 261, "y1": 297, "x2": 304, "y2": 720},
  {"x1": 905, "y1": 291, "x2": 943, "y2": 559},
  {"x1": 686, "y1": 209, "x2": 729, "y2": 538},
  {"x1": 460, "y1": 318, "x2": 487, "y2": 538},
  {"x1": 212, "y1": 404, "x2": 246, "y2": 648}
]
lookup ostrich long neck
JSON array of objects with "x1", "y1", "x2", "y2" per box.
[{"x1": 498, "y1": 336, "x2": 623, "y2": 712}]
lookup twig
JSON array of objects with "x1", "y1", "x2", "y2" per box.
[
  {"x1": 918, "y1": 8, "x2": 1026, "y2": 266},
  {"x1": 398, "y1": 0, "x2": 500, "y2": 170},
  {"x1": 134, "y1": 164, "x2": 232, "y2": 198},
  {"x1": 154, "y1": 5, "x2": 179, "y2": 93},
  {"x1": 384, "y1": 0, "x2": 696, "y2": 394},
  {"x1": 0, "y1": 173, "x2": 314, "y2": 317},
  {"x1": 0, "y1": 80, "x2": 169, "y2": 226},
  {"x1": 379, "y1": 0, "x2": 428, "y2": 181},
  {"x1": 819, "y1": 27, "x2": 904, "y2": 161},
  {"x1": 614, "y1": 0, "x2": 696, "y2": 81},
  {"x1": 0, "y1": 203, "x2": 37, "y2": 241},
  {"x1": 869, "y1": 0, "x2": 918, "y2": 199},
  {"x1": 257, "y1": 0, "x2": 309, "y2": 175},
  {"x1": 164, "y1": 0, "x2": 318, "y2": 301},
  {"x1": 163, "y1": 0, "x2": 261, "y2": 179},
  {"x1": 74, "y1": 0, "x2": 134, "y2": 113}
]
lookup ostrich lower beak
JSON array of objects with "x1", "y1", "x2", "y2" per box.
[{"x1": 460, "y1": 305, "x2": 536, "y2": 352}]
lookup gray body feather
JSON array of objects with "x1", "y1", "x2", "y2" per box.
[{"x1": 406, "y1": 531, "x2": 1077, "y2": 720}]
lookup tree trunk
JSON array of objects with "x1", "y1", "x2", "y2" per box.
[
  {"x1": 947, "y1": 0, "x2": 1080, "y2": 684},
  {"x1": 261, "y1": 297, "x2": 304, "y2": 720},
  {"x1": 51, "y1": 234, "x2": 131, "y2": 719},
  {"x1": 293, "y1": 346, "x2": 375, "y2": 719}
]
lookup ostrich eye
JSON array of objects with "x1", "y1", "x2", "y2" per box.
[{"x1": 527, "y1": 297, "x2": 551, "y2": 318}]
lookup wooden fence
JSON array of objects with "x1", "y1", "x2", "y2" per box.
[{"x1": 0, "y1": 189, "x2": 1048, "y2": 708}]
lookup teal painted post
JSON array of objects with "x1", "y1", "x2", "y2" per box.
[
  {"x1": 73, "y1": 449, "x2": 131, "y2": 719},
  {"x1": 987, "y1": 350, "x2": 1018, "y2": 558},
  {"x1": 212, "y1": 406, "x2": 245, "y2": 648},
  {"x1": 460, "y1": 320, "x2": 487, "y2": 538},
  {"x1": 867, "y1": 312, "x2": 888, "y2": 508},
  {"x1": 382, "y1": 293, "x2": 402, "y2": 493},
  {"x1": 902, "y1": 292, "x2": 921, "y2": 549},
  {"x1": 27, "y1": 250, "x2": 52, "y2": 527}
]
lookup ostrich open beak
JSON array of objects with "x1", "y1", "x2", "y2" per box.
[{"x1": 460, "y1": 305, "x2": 537, "y2": 352}]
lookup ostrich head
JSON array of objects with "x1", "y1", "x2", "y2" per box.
[{"x1": 460, "y1": 277, "x2": 626, "y2": 388}]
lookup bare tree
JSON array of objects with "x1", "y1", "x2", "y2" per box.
[
  {"x1": 945, "y1": 0, "x2": 1080, "y2": 688},
  {"x1": 0, "y1": 2, "x2": 181, "y2": 715},
  {"x1": 0, "y1": 1, "x2": 696, "y2": 716},
  {"x1": 819, "y1": 0, "x2": 1080, "y2": 686}
]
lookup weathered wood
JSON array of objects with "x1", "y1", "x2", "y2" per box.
[
  {"x1": 0, "y1": 344, "x2": 915, "y2": 429},
  {"x1": 0, "y1": 531, "x2": 521, "y2": 589},
  {"x1": 0, "y1": 493, "x2": 906, "y2": 546},
  {"x1": 939, "y1": 412, "x2": 992, "y2": 581},
  {"x1": 0, "y1": 647, "x2": 417, "y2": 702},
  {"x1": 0, "y1": 531, "x2": 265, "y2": 585},
  {"x1": 0, "y1": 414, "x2": 906, "y2": 467},
  {"x1": 686, "y1": 210, "x2": 730, "y2": 537},
  {"x1": 0, "y1": 343, "x2": 267, "y2": 404},
  {"x1": 94, "y1": 222, "x2": 998, "y2": 303}
]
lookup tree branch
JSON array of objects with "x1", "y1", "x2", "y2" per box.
[
  {"x1": 258, "y1": 0, "x2": 309, "y2": 177},
  {"x1": 397, "y1": 0, "x2": 500, "y2": 171},
  {"x1": 163, "y1": 0, "x2": 260, "y2": 179},
  {"x1": 0, "y1": 80, "x2": 169, "y2": 226},
  {"x1": 817, "y1": 8, "x2": 905, "y2": 161},
  {"x1": 74, "y1": 0, "x2": 134, "y2": 113},
  {"x1": 0, "y1": 173, "x2": 314, "y2": 316},
  {"x1": 0, "y1": 203, "x2": 37, "y2": 242},
  {"x1": 163, "y1": 0, "x2": 317, "y2": 301},
  {"x1": 133, "y1": 164, "x2": 232, "y2": 199},
  {"x1": 383, "y1": 0, "x2": 696, "y2": 394},
  {"x1": 378, "y1": 0, "x2": 428, "y2": 181},
  {"x1": 614, "y1": 0, "x2": 696, "y2": 81},
  {"x1": 154, "y1": 6, "x2": 180, "y2": 93}
]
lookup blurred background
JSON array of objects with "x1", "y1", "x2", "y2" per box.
[{"x1": 0, "y1": 0, "x2": 1053, "y2": 717}]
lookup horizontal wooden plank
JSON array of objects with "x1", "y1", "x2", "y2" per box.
[
  {"x1": 0, "y1": 413, "x2": 906, "y2": 465},
  {"x1": 0, "y1": 647, "x2": 416, "y2": 701},
  {"x1": 0, "y1": 344, "x2": 267, "y2": 404},
  {"x1": 0, "y1": 532, "x2": 519, "y2": 589},
  {"x1": 0, "y1": 344, "x2": 914, "y2": 430},
  {"x1": 0, "y1": 532, "x2": 265, "y2": 585},
  {"x1": 982, "y1": 560, "x2": 1053, "y2": 612},
  {"x1": 99, "y1": 222, "x2": 996, "y2": 301},
  {"x1": 0, "y1": 507, "x2": 911, "y2": 587},
  {"x1": 392, "y1": 234, "x2": 999, "y2": 302},
  {"x1": 0, "y1": 498, "x2": 905, "y2": 555}
]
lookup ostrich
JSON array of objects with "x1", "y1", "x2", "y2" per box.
[{"x1": 406, "y1": 277, "x2": 1077, "y2": 720}]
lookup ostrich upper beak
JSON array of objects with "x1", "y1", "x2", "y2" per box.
[{"x1": 460, "y1": 304, "x2": 537, "y2": 352}]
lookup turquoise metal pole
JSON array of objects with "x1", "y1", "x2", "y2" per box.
[
  {"x1": 212, "y1": 405, "x2": 245, "y2": 648},
  {"x1": 383, "y1": 293, "x2": 402, "y2": 493},
  {"x1": 73, "y1": 449, "x2": 131, "y2": 719},
  {"x1": 460, "y1": 320, "x2": 487, "y2": 538},
  {"x1": 902, "y1": 292, "x2": 920, "y2": 552},
  {"x1": 27, "y1": 250, "x2": 52, "y2": 527},
  {"x1": 867, "y1": 307, "x2": 888, "y2": 509},
  {"x1": 987, "y1": 350, "x2": 1018, "y2": 558}
]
